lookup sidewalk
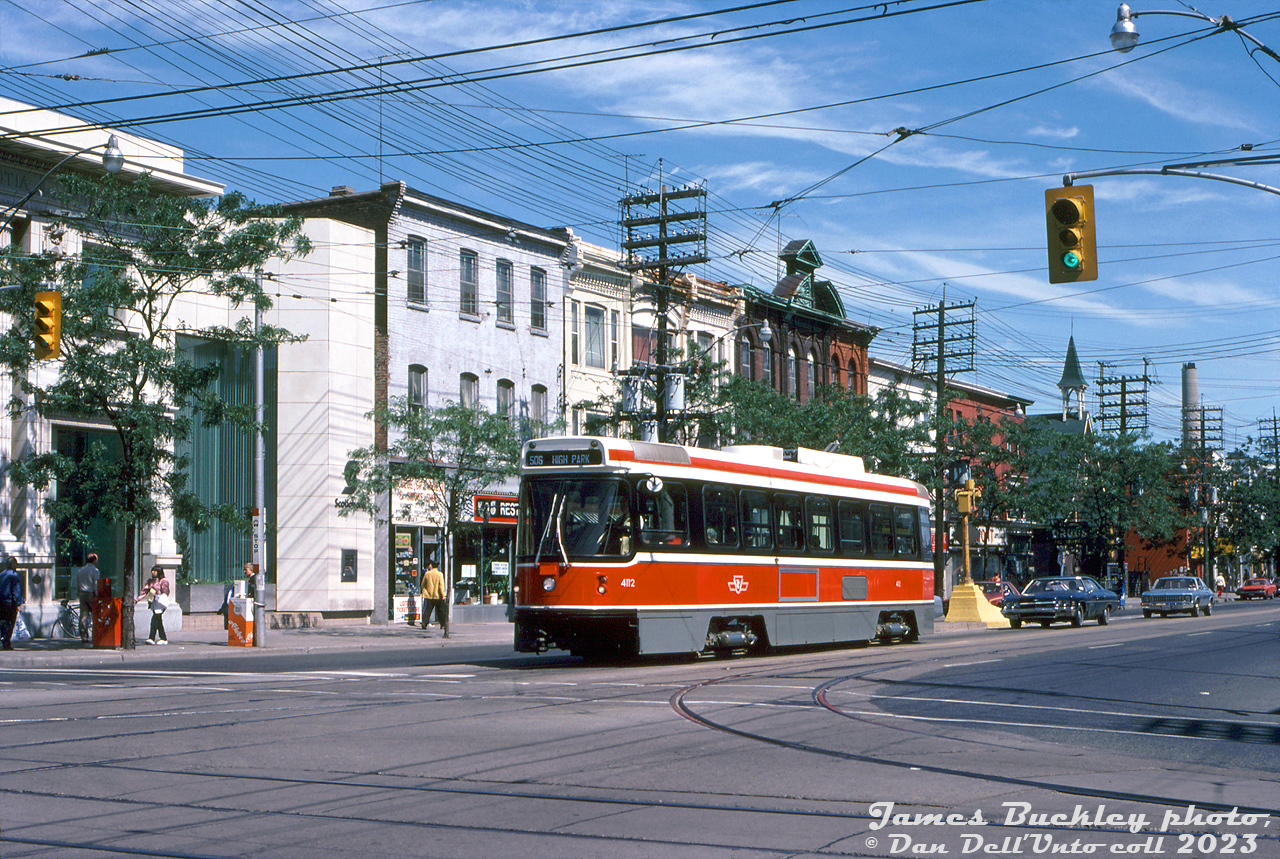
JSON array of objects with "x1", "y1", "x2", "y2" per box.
[{"x1": 1, "y1": 619, "x2": 516, "y2": 667}]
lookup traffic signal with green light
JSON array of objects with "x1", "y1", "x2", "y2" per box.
[
  {"x1": 34, "y1": 290, "x2": 61, "y2": 360},
  {"x1": 1045, "y1": 185, "x2": 1097, "y2": 283}
]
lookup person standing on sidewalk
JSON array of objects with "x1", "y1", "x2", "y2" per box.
[
  {"x1": 420, "y1": 561, "x2": 448, "y2": 637},
  {"x1": 138, "y1": 566, "x2": 169, "y2": 645},
  {"x1": 0, "y1": 558, "x2": 23, "y2": 650},
  {"x1": 75, "y1": 553, "x2": 100, "y2": 643}
]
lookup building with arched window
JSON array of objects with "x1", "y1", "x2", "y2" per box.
[{"x1": 735, "y1": 240, "x2": 876, "y2": 402}]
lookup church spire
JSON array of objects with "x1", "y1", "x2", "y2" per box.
[{"x1": 1057, "y1": 336, "x2": 1087, "y2": 420}]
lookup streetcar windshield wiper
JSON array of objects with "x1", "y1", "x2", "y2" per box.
[{"x1": 533, "y1": 489, "x2": 564, "y2": 567}]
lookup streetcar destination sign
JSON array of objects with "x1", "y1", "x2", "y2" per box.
[{"x1": 525, "y1": 449, "x2": 602, "y2": 467}]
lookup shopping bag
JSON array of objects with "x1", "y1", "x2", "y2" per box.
[{"x1": 13, "y1": 613, "x2": 31, "y2": 641}]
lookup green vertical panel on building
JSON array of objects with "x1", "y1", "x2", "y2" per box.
[{"x1": 176, "y1": 338, "x2": 276, "y2": 584}]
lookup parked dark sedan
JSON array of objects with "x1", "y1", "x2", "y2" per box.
[{"x1": 1001, "y1": 576, "x2": 1119, "y2": 629}]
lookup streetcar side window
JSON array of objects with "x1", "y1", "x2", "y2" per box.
[
  {"x1": 838, "y1": 501, "x2": 866, "y2": 558},
  {"x1": 893, "y1": 506, "x2": 919, "y2": 558},
  {"x1": 774, "y1": 493, "x2": 804, "y2": 552},
  {"x1": 806, "y1": 496, "x2": 834, "y2": 554},
  {"x1": 703, "y1": 484, "x2": 740, "y2": 549},
  {"x1": 741, "y1": 490, "x2": 773, "y2": 551},
  {"x1": 869, "y1": 504, "x2": 895, "y2": 558},
  {"x1": 638, "y1": 481, "x2": 688, "y2": 548}
]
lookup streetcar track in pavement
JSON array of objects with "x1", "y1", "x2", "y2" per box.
[{"x1": 668, "y1": 670, "x2": 1280, "y2": 821}]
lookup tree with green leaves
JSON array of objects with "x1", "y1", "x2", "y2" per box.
[
  {"x1": 1012, "y1": 427, "x2": 1186, "y2": 580},
  {"x1": 945, "y1": 412, "x2": 1029, "y2": 578},
  {"x1": 340, "y1": 400, "x2": 522, "y2": 599},
  {"x1": 0, "y1": 173, "x2": 309, "y2": 649}
]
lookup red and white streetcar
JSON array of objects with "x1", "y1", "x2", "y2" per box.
[{"x1": 513, "y1": 436, "x2": 935, "y2": 657}]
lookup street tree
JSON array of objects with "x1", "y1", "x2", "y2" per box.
[
  {"x1": 340, "y1": 400, "x2": 522, "y2": 599},
  {"x1": 0, "y1": 173, "x2": 309, "y2": 649},
  {"x1": 1013, "y1": 427, "x2": 1186, "y2": 580},
  {"x1": 946, "y1": 413, "x2": 1029, "y2": 578},
  {"x1": 1209, "y1": 447, "x2": 1280, "y2": 584}
]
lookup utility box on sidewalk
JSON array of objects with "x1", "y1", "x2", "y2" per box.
[
  {"x1": 92, "y1": 598, "x2": 122, "y2": 648},
  {"x1": 228, "y1": 597, "x2": 253, "y2": 646}
]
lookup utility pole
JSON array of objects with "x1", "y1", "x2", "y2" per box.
[
  {"x1": 1191, "y1": 401, "x2": 1224, "y2": 587},
  {"x1": 253, "y1": 268, "x2": 267, "y2": 647},
  {"x1": 912, "y1": 296, "x2": 975, "y2": 597},
  {"x1": 1096, "y1": 358, "x2": 1155, "y2": 436},
  {"x1": 618, "y1": 161, "x2": 708, "y2": 443},
  {"x1": 1258, "y1": 410, "x2": 1280, "y2": 577}
]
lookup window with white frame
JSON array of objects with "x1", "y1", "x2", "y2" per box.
[
  {"x1": 610, "y1": 309, "x2": 619, "y2": 369},
  {"x1": 530, "y1": 267, "x2": 547, "y2": 331},
  {"x1": 792, "y1": 345, "x2": 804, "y2": 399},
  {"x1": 496, "y1": 259, "x2": 513, "y2": 323},
  {"x1": 530, "y1": 384, "x2": 547, "y2": 429},
  {"x1": 570, "y1": 301, "x2": 580, "y2": 364},
  {"x1": 406, "y1": 238, "x2": 426, "y2": 304},
  {"x1": 584, "y1": 304, "x2": 606, "y2": 369},
  {"x1": 460, "y1": 372, "x2": 479, "y2": 409},
  {"x1": 497, "y1": 378, "x2": 515, "y2": 419},
  {"x1": 459, "y1": 249, "x2": 478, "y2": 316}
]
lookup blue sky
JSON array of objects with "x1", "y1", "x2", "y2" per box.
[{"x1": 4, "y1": 0, "x2": 1280, "y2": 447}]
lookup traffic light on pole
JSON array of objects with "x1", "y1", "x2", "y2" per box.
[
  {"x1": 34, "y1": 290, "x2": 61, "y2": 360},
  {"x1": 1045, "y1": 184, "x2": 1097, "y2": 283}
]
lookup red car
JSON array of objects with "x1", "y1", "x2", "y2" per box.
[
  {"x1": 977, "y1": 580, "x2": 1020, "y2": 607},
  {"x1": 1237, "y1": 578, "x2": 1277, "y2": 600}
]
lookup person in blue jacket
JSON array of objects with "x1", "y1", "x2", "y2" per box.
[{"x1": 0, "y1": 558, "x2": 24, "y2": 650}]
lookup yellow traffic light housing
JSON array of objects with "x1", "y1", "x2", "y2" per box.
[
  {"x1": 34, "y1": 290, "x2": 61, "y2": 360},
  {"x1": 1045, "y1": 185, "x2": 1097, "y2": 283}
]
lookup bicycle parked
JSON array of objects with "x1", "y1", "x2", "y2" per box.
[{"x1": 53, "y1": 598, "x2": 85, "y2": 640}]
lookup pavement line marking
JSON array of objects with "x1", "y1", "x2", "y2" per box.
[
  {"x1": 1088, "y1": 643, "x2": 1124, "y2": 649},
  {"x1": 821, "y1": 690, "x2": 1280, "y2": 727},
  {"x1": 942, "y1": 659, "x2": 1001, "y2": 667},
  {"x1": 1186, "y1": 631, "x2": 1213, "y2": 637}
]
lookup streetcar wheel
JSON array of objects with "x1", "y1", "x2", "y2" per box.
[
  {"x1": 1098, "y1": 605, "x2": 1111, "y2": 626},
  {"x1": 1070, "y1": 605, "x2": 1084, "y2": 627}
]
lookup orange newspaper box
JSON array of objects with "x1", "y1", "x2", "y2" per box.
[
  {"x1": 92, "y1": 598, "x2": 122, "y2": 648},
  {"x1": 228, "y1": 597, "x2": 253, "y2": 646}
]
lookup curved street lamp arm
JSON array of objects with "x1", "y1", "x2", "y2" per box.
[
  {"x1": 1063, "y1": 167, "x2": 1280, "y2": 199},
  {"x1": 1118, "y1": 7, "x2": 1280, "y2": 63}
]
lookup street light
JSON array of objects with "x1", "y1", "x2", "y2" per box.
[
  {"x1": 1109, "y1": 3, "x2": 1280, "y2": 63},
  {"x1": 0, "y1": 134, "x2": 126, "y2": 236}
]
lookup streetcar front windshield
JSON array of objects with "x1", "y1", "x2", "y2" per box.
[{"x1": 518, "y1": 477, "x2": 632, "y2": 560}]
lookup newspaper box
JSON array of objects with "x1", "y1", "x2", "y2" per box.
[
  {"x1": 92, "y1": 598, "x2": 122, "y2": 648},
  {"x1": 227, "y1": 597, "x2": 253, "y2": 646}
]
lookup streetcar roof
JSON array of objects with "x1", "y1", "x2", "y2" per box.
[{"x1": 521, "y1": 436, "x2": 929, "y2": 501}]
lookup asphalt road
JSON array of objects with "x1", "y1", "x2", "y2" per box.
[{"x1": 1, "y1": 600, "x2": 1276, "y2": 859}]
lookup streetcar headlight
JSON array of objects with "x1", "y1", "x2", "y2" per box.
[
  {"x1": 597, "y1": 574, "x2": 607, "y2": 595},
  {"x1": 541, "y1": 576, "x2": 556, "y2": 592}
]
